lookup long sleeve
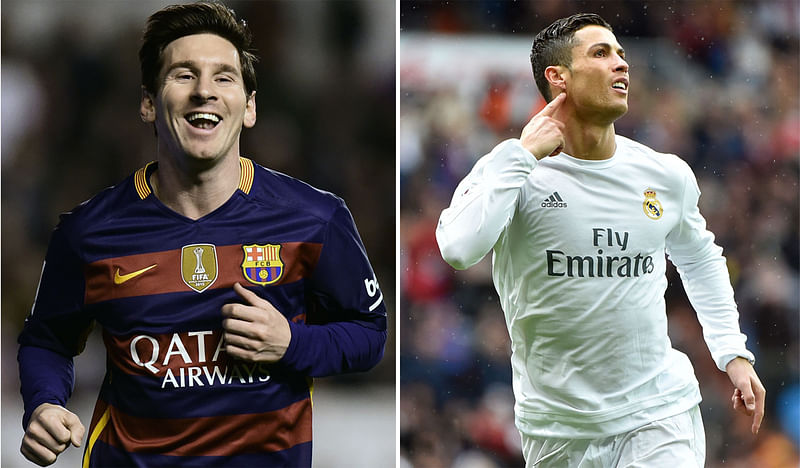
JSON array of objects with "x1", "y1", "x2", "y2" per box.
[
  {"x1": 665, "y1": 166, "x2": 754, "y2": 371},
  {"x1": 18, "y1": 220, "x2": 92, "y2": 428},
  {"x1": 18, "y1": 345, "x2": 75, "y2": 429},
  {"x1": 436, "y1": 139, "x2": 538, "y2": 269},
  {"x1": 278, "y1": 203, "x2": 387, "y2": 377}
]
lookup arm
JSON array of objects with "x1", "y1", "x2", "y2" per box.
[
  {"x1": 18, "y1": 222, "x2": 90, "y2": 463},
  {"x1": 18, "y1": 346, "x2": 75, "y2": 430},
  {"x1": 223, "y1": 204, "x2": 387, "y2": 377},
  {"x1": 435, "y1": 139, "x2": 536, "y2": 269},
  {"x1": 665, "y1": 166, "x2": 763, "y2": 434},
  {"x1": 282, "y1": 203, "x2": 387, "y2": 376},
  {"x1": 436, "y1": 93, "x2": 566, "y2": 269}
]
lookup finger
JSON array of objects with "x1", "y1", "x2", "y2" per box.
[
  {"x1": 222, "y1": 302, "x2": 267, "y2": 324},
  {"x1": 21, "y1": 437, "x2": 59, "y2": 466},
  {"x1": 224, "y1": 335, "x2": 261, "y2": 361},
  {"x1": 222, "y1": 316, "x2": 255, "y2": 336},
  {"x1": 62, "y1": 413, "x2": 85, "y2": 447},
  {"x1": 224, "y1": 333, "x2": 258, "y2": 352},
  {"x1": 548, "y1": 144, "x2": 564, "y2": 157},
  {"x1": 27, "y1": 426, "x2": 68, "y2": 454},
  {"x1": 731, "y1": 388, "x2": 744, "y2": 407},
  {"x1": 29, "y1": 415, "x2": 71, "y2": 448},
  {"x1": 224, "y1": 345, "x2": 249, "y2": 361},
  {"x1": 233, "y1": 282, "x2": 264, "y2": 307},
  {"x1": 740, "y1": 380, "x2": 757, "y2": 413},
  {"x1": 752, "y1": 407, "x2": 764, "y2": 435},
  {"x1": 733, "y1": 394, "x2": 748, "y2": 414},
  {"x1": 752, "y1": 384, "x2": 766, "y2": 435},
  {"x1": 538, "y1": 92, "x2": 567, "y2": 117},
  {"x1": 229, "y1": 284, "x2": 281, "y2": 317}
]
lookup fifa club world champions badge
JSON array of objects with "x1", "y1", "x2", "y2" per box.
[
  {"x1": 181, "y1": 244, "x2": 219, "y2": 292},
  {"x1": 242, "y1": 244, "x2": 284, "y2": 285},
  {"x1": 642, "y1": 188, "x2": 663, "y2": 220}
]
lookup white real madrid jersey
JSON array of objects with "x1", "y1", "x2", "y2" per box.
[{"x1": 436, "y1": 136, "x2": 753, "y2": 438}]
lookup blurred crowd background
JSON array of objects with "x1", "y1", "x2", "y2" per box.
[
  {"x1": 401, "y1": 1, "x2": 798, "y2": 467},
  {"x1": 1, "y1": 1, "x2": 394, "y2": 466}
]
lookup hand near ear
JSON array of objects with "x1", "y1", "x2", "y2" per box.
[{"x1": 520, "y1": 92, "x2": 567, "y2": 159}]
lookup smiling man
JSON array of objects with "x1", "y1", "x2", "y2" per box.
[
  {"x1": 17, "y1": 2, "x2": 386, "y2": 467},
  {"x1": 436, "y1": 13, "x2": 763, "y2": 467}
]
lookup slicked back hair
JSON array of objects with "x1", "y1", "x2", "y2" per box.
[
  {"x1": 530, "y1": 13, "x2": 613, "y2": 102},
  {"x1": 140, "y1": 1, "x2": 258, "y2": 96}
]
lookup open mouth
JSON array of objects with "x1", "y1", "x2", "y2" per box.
[
  {"x1": 611, "y1": 79, "x2": 628, "y2": 92},
  {"x1": 185, "y1": 112, "x2": 222, "y2": 129}
]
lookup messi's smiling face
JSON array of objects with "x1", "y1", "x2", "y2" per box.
[{"x1": 141, "y1": 33, "x2": 256, "y2": 165}]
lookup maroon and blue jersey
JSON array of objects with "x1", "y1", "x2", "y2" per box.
[{"x1": 18, "y1": 157, "x2": 387, "y2": 467}]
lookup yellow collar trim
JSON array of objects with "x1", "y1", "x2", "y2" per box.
[{"x1": 134, "y1": 158, "x2": 253, "y2": 200}]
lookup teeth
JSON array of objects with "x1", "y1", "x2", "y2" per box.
[
  {"x1": 186, "y1": 112, "x2": 220, "y2": 123},
  {"x1": 612, "y1": 82, "x2": 627, "y2": 90}
]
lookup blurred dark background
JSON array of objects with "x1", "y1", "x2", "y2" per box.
[
  {"x1": 400, "y1": 1, "x2": 798, "y2": 467},
  {"x1": 1, "y1": 1, "x2": 395, "y2": 466}
]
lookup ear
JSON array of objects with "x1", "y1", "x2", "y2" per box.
[
  {"x1": 544, "y1": 65, "x2": 568, "y2": 92},
  {"x1": 243, "y1": 91, "x2": 256, "y2": 128},
  {"x1": 140, "y1": 87, "x2": 156, "y2": 123}
]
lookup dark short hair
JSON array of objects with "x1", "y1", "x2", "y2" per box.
[
  {"x1": 139, "y1": 1, "x2": 258, "y2": 96},
  {"x1": 530, "y1": 13, "x2": 612, "y2": 101}
]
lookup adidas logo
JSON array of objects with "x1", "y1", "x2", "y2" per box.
[{"x1": 541, "y1": 191, "x2": 568, "y2": 208}]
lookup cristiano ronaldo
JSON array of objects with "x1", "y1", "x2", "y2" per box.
[{"x1": 436, "y1": 13, "x2": 764, "y2": 467}]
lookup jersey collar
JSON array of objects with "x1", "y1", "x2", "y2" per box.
[{"x1": 134, "y1": 157, "x2": 255, "y2": 200}]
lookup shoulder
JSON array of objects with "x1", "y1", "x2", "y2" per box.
[
  {"x1": 247, "y1": 161, "x2": 345, "y2": 222},
  {"x1": 55, "y1": 170, "x2": 141, "y2": 239},
  {"x1": 615, "y1": 135, "x2": 694, "y2": 180}
]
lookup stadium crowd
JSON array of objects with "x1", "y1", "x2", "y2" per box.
[{"x1": 400, "y1": 1, "x2": 798, "y2": 467}]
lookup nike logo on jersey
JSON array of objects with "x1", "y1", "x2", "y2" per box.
[
  {"x1": 541, "y1": 191, "x2": 568, "y2": 208},
  {"x1": 114, "y1": 264, "x2": 158, "y2": 284}
]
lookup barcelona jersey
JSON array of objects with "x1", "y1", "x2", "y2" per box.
[{"x1": 18, "y1": 157, "x2": 387, "y2": 467}]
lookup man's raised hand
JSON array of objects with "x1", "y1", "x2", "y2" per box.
[{"x1": 520, "y1": 92, "x2": 567, "y2": 159}]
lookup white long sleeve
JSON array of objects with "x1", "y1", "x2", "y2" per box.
[
  {"x1": 666, "y1": 167, "x2": 754, "y2": 371},
  {"x1": 436, "y1": 139, "x2": 537, "y2": 269}
]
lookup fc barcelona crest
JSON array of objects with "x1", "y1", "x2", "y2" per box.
[
  {"x1": 242, "y1": 244, "x2": 284, "y2": 285},
  {"x1": 181, "y1": 244, "x2": 218, "y2": 293}
]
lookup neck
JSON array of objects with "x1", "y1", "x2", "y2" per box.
[
  {"x1": 150, "y1": 151, "x2": 240, "y2": 220},
  {"x1": 562, "y1": 117, "x2": 617, "y2": 161}
]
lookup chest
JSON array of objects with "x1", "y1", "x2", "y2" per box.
[
  {"x1": 80, "y1": 208, "x2": 324, "y2": 335},
  {"x1": 512, "y1": 165, "x2": 680, "y2": 256}
]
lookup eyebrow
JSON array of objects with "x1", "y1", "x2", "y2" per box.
[
  {"x1": 588, "y1": 42, "x2": 625, "y2": 55},
  {"x1": 165, "y1": 60, "x2": 240, "y2": 75}
]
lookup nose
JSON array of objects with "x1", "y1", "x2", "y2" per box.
[
  {"x1": 191, "y1": 75, "x2": 217, "y2": 102},
  {"x1": 614, "y1": 54, "x2": 629, "y2": 73}
]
